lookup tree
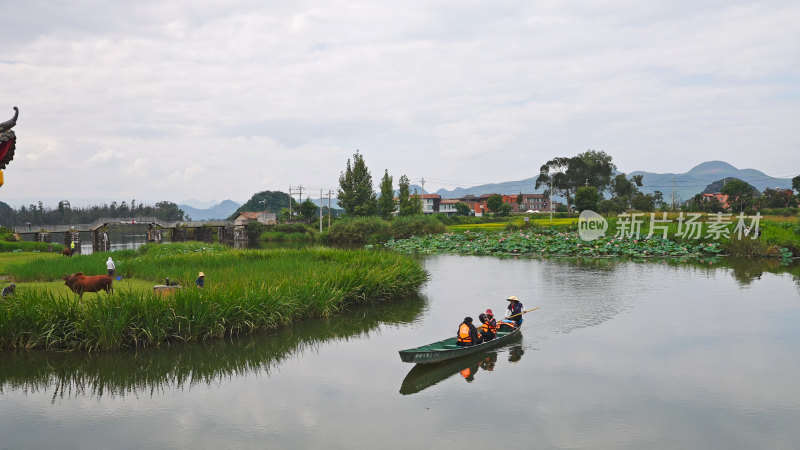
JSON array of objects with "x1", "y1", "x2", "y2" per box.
[
  {"x1": 721, "y1": 178, "x2": 757, "y2": 212},
  {"x1": 337, "y1": 151, "x2": 377, "y2": 216},
  {"x1": 409, "y1": 190, "x2": 423, "y2": 215},
  {"x1": 516, "y1": 192, "x2": 524, "y2": 210},
  {"x1": 397, "y1": 175, "x2": 411, "y2": 215},
  {"x1": 454, "y1": 202, "x2": 472, "y2": 216},
  {"x1": 300, "y1": 198, "x2": 318, "y2": 219},
  {"x1": 763, "y1": 188, "x2": 798, "y2": 208},
  {"x1": 495, "y1": 203, "x2": 512, "y2": 216},
  {"x1": 486, "y1": 194, "x2": 503, "y2": 212},
  {"x1": 630, "y1": 193, "x2": 655, "y2": 212},
  {"x1": 535, "y1": 150, "x2": 616, "y2": 213},
  {"x1": 792, "y1": 175, "x2": 800, "y2": 194},
  {"x1": 652, "y1": 190, "x2": 664, "y2": 207},
  {"x1": 574, "y1": 186, "x2": 600, "y2": 213},
  {"x1": 378, "y1": 169, "x2": 395, "y2": 220}
]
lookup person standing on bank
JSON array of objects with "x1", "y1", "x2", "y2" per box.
[
  {"x1": 505, "y1": 295, "x2": 524, "y2": 327},
  {"x1": 70, "y1": 240, "x2": 76, "y2": 256},
  {"x1": 196, "y1": 272, "x2": 205, "y2": 288},
  {"x1": 456, "y1": 316, "x2": 482, "y2": 347},
  {"x1": 106, "y1": 257, "x2": 116, "y2": 277}
]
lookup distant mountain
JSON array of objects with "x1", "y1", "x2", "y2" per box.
[
  {"x1": 426, "y1": 161, "x2": 791, "y2": 203},
  {"x1": 180, "y1": 200, "x2": 241, "y2": 221},
  {"x1": 434, "y1": 178, "x2": 544, "y2": 198},
  {"x1": 630, "y1": 161, "x2": 791, "y2": 203}
]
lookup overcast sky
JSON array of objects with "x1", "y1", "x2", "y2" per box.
[{"x1": 1, "y1": 0, "x2": 798, "y2": 207}]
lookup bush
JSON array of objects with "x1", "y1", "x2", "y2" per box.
[
  {"x1": 391, "y1": 215, "x2": 447, "y2": 239},
  {"x1": 326, "y1": 217, "x2": 391, "y2": 244}
]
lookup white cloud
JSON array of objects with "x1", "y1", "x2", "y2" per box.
[{"x1": 1, "y1": 0, "x2": 798, "y2": 206}]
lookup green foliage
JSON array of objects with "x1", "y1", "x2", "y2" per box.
[
  {"x1": 396, "y1": 175, "x2": 422, "y2": 216},
  {"x1": 387, "y1": 229, "x2": 724, "y2": 258},
  {"x1": 630, "y1": 193, "x2": 655, "y2": 212},
  {"x1": 0, "y1": 246, "x2": 428, "y2": 351},
  {"x1": 721, "y1": 178, "x2": 758, "y2": 212},
  {"x1": 486, "y1": 195, "x2": 503, "y2": 212},
  {"x1": 378, "y1": 169, "x2": 396, "y2": 220},
  {"x1": 337, "y1": 151, "x2": 377, "y2": 216},
  {"x1": 2, "y1": 200, "x2": 185, "y2": 226},
  {"x1": 299, "y1": 198, "x2": 318, "y2": 219},
  {"x1": 246, "y1": 221, "x2": 266, "y2": 242},
  {"x1": 0, "y1": 241, "x2": 64, "y2": 253},
  {"x1": 454, "y1": 202, "x2": 472, "y2": 216},
  {"x1": 574, "y1": 186, "x2": 600, "y2": 212},
  {"x1": 792, "y1": 175, "x2": 800, "y2": 193},
  {"x1": 535, "y1": 150, "x2": 616, "y2": 211},
  {"x1": 390, "y1": 215, "x2": 447, "y2": 239},
  {"x1": 326, "y1": 216, "x2": 391, "y2": 244}
]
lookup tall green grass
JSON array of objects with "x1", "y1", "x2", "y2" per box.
[
  {"x1": 0, "y1": 244, "x2": 428, "y2": 351},
  {"x1": 0, "y1": 241, "x2": 64, "y2": 252}
]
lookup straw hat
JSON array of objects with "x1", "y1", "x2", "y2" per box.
[
  {"x1": 507, "y1": 295, "x2": 518, "y2": 301},
  {"x1": 198, "y1": 272, "x2": 205, "y2": 277}
]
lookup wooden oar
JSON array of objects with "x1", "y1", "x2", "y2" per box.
[{"x1": 505, "y1": 307, "x2": 538, "y2": 320}]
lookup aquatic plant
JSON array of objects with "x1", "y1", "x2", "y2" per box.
[
  {"x1": 386, "y1": 230, "x2": 724, "y2": 258},
  {"x1": 0, "y1": 246, "x2": 428, "y2": 351}
]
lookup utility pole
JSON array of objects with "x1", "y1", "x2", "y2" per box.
[
  {"x1": 420, "y1": 177, "x2": 426, "y2": 194},
  {"x1": 671, "y1": 178, "x2": 675, "y2": 210},
  {"x1": 328, "y1": 190, "x2": 332, "y2": 228},
  {"x1": 288, "y1": 186, "x2": 293, "y2": 218},
  {"x1": 319, "y1": 189, "x2": 323, "y2": 232},
  {"x1": 297, "y1": 185, "x2": 304, "y2": 207}
]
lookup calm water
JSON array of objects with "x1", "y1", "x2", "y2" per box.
[{"x1": 1, "y1": 256, "x2": 799, "y2": 449}]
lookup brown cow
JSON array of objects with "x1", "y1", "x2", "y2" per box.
[
  {"x1": 61, "y1": 248, "x2": 72, "y2": 257},
  {"x1": 64, "y1": 272, "x2": 114, "y2": 299}
]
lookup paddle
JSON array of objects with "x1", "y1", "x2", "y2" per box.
[{"x1": 505, "y1": 307, "x2": 538, "y2": 320}]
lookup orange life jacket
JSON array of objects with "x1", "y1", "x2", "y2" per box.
[
  {"x1": 479, "y1": 319, "x2": 497, "y2": 334},
  {"x1": 457, "y1": 323, "x2": 473, "y2": 343}
]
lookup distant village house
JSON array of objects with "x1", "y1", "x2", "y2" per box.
[{"x1": 233, "y1": 211, "x2": 277, "y2": 226}]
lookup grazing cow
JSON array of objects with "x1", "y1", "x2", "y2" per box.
[
  {"x1": 64, "y1": 272, "x2": 114, "y2": 299},
  {"x1": 61, "y1": 248, "x2": 72, "y2": 257}
]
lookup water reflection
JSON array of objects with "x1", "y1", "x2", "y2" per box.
[
  {"x1": 0, "y1": 295, "x2": 426, "y2": 401},
  {"x1": 399, "y1": 340, "x2": 524, "y2": 395}
]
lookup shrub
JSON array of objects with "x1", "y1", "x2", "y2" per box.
[
  {"x1": 391, "y1": 215, "x2": 447, "y2": 239},
  {"x1": 326, "y1": 217, "x2": 391, "y2": 244}
]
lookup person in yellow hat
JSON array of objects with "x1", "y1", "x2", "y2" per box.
[
  {"x1": 195, "y1": 272, "x2": 205, "y2": 288},
  {"x1": 505, "y1": 295, "x2": 524, "y2": 327}
]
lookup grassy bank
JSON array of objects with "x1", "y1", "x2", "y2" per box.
[{"x1": 0, "y1": 243, "x2": 428, "y2": 351}]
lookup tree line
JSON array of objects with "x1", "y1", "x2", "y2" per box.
[{"x1": 0, "y1": 199, "x2": 185, "y2": 228}]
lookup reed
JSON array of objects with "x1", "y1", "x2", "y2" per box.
[{"x1": 0, "y1": 244, "x2": 428, "y2": 351}]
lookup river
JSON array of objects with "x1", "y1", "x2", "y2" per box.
[{"x1": 1, "y1": 255, "x2": 799, "y2": 449}]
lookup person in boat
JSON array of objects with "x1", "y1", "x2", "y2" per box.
[
  {"x1": 505, "y1": 295, "x2": 524, "y2": 327},
  {"x1": 456, "y1": 316, "x2": 481, "y2": 347},
  {"x1": 478, "y1": 308, "x2": 497, "y2": 342}
]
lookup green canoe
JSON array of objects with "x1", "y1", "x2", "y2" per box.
[{"x1": 398, "y1": 322, "x2": 522, "y2": 364}]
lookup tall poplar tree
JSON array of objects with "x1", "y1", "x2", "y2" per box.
[
  {"x1": 337, "y1": 151, "x2": 377, "y2": 216},
  {"x1": 378, "y1": 169, "x2": 396, "y2": 220}
]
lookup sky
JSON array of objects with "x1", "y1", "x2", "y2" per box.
[{"x1": 1, "y1": 0, "x2": 798, "y2": 208}]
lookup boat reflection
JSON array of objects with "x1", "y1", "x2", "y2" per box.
[{"x1": 399, "y1": 343, "x2": 525, "y2": 395}]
